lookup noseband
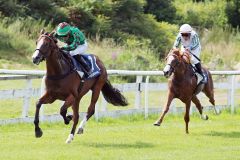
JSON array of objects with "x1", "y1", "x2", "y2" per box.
[
  {"x1": 35, "y1": 34, "x2": 75, "y2": 81},
  {"x1": 166, "y1": 53, "x2": 180, "y2": 71},
  {"x1": 35, "y1": 35, "x2": 57, "y2": 60}
]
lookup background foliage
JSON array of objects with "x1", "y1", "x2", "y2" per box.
[{"x1": 0, "y1": 0, "x2": 240, "y2": 72}]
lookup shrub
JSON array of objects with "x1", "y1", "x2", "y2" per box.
[
  {"x1": 226, "y1": 0, "x2": 240, "y2": 28},
  {"x1": 174, "y1": 0, "x2": 227, "y2": 28}
]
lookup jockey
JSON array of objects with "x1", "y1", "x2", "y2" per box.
[
  {"x1": 173, "y1": 24, "x2": 207, "y2": 83},
  {"x1": 54, "y1": 22, "x2": 91, "y2": 76}
]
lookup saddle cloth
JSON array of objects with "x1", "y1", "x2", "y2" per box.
[{"x1": 70, "y1": 54, "x2": 101, "y2": 79}]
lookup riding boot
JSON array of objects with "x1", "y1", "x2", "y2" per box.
[
  {"x1": 195, "y1": 63, "x2": 207, "y2": 83},
  {"x1": 73, "y1": 54, "x2": 91, "y2": 76}
]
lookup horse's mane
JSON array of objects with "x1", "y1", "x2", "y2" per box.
[
  {"x1": 171, "y1": 49, "x2": 191, "y2": 64},
  {"x1": 169, "y1": 49, "x2": 195, "y2": 76},
  {"x1": 42, "y1": 31, "x2": 74, "y2": 69}
]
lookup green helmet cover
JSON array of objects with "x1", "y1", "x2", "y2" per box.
[{"x1": 57, "y1": 22, "x2": 71, "y2": 36}]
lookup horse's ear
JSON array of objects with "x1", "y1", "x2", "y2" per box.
[
  {"x1": 49, "y1": 31, "x2": 58, "y2": 43},
  {"x1": 49, "y1": 31, "x2": 55, "y2": 37},
  {"x1": 40, "y1": 29, "x2": 45, "y2": 35}
]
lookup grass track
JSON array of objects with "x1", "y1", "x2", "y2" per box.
[{"x1": 0, "y1": 111, "x2": 240, "y2": 160}]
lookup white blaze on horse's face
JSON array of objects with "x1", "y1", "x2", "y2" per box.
[
  {"x1": 32, "y1": 38, "x2": 44, "y2": 65},
  {"x1": 163, "y1": 55, "x2": 174, "y2": 74}
]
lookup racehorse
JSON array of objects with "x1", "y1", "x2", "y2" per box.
[
  {"x1": 154, "y1": 49, "x2": 219, "y2": 133},
  {"x1": 32, "y1": 30, "x2": 128, "y2": 143}
]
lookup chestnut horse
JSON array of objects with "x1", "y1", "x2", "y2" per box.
[
  {"x1": 154, "y1": 49, "x2": 219, "y2": 133},
  {"x1": 32, "y1": 31, "x2": 128, "y2": 143}
]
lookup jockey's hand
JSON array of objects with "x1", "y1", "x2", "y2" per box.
[{"x1": 60, "y1": 47, "x2": 69, "y2": 54}]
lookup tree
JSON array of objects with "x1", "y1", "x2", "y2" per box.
[
  {"x1": 144, "y1": 0, "x2": 177, "y2": 23},
  {"x1": 226, "y1": 0, "x2": 240, "y2": 28}
]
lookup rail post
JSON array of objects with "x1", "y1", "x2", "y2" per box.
[
  {"x1": 144, "y1": 76, "x2": 150, "y2": 119},
  {"x1": 95, "y1": 100, "x2": 100, "y2": 121},
  {"x1": 22, "y1": 79, "x2": 32, "y2": 117},
  {"x1": 230, "y1": 75, "x2": 236, "y2": 114},
  {"x1": 40, "y1": 76, "x2": 46, "y2": 121},
  {"x1": 101, "y1": 93, "x2": 107, "y2": 112},
  {"x1": 135, "y1": 76, "x2": 143, "y2": 109}
]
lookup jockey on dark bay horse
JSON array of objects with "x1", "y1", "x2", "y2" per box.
[
  {"x1": 154, "y1": 24, "x2": 220, "y2": 133},
  {"x1": 54, "y1": 22, "x2": 91, "y2": 78},
  {"x1": 32, "y1": 28, "x2": 128, "y2": 143}
]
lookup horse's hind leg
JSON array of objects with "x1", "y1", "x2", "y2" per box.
[
  {"x1": 192, "y1": 95, "x2": 208, "y2": 120},
  {"x1": 60, "y1": 94, "x2": 74, "y2": 125},
  {"x1": 202, "y1": 73, "x2": 220, "y2": 114},
  {"x1": 77, "y1": 81, "x2": 104, "y2": 135},
  {"x1": 154, "y1": 91, "x2": 174, "y2": 126}
]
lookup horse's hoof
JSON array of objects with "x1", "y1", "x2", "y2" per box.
[
  {"x1": 67, "y1": 115, "x2": 73, "y2": 121},
  {"x1": 65, "y1": 134, "x2": 74, "y2": 144},
  {"x1": 205, "y1": 115, "x2": 209, "y2": 120},
  {"x1": 153, "y1": 121, "x2": 161, "y2": 126},
  {"x1": 64, "y1": 115, "x2": 73, "y2": 125},
  {"x1": 201, "y1": 114, "x2": 208, "y2": 120},
  {"x1": 77, "y1": 127, "x2": 84, "y2": 134},
  {"x1": 35, "y1": 128, "x2": 43, "y2": 138},
  {"x1": 64, "y1": 120, "x2": 70, "y2": 125}
]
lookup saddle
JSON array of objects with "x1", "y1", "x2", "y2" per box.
[{"x1": 62, "y1": 51, "x2": 101, "y2": 79}]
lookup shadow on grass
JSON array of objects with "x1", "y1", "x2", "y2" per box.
[
  {"x1": 205, "y1": 131, "x2": 240, "y2": 138},
  {"x1": 81, "y1": 141, "x2": 155, "y2": 149}
]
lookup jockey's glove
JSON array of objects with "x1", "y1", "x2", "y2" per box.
[{"x1": 60, "y1": 48, "x2": 70, "y2": 55}]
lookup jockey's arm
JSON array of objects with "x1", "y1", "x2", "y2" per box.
[
  {"x1": 63, "y1": 28, "x2": 85, "y2": 51},
  {"x1": 190, "y1": 34, "x2": 200, "y2": 52},
  {"x1": 173, "y1": 34, "x2": 181, "y2": 49}
]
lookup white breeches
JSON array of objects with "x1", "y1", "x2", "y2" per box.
[
  {"x1": 181, "y1": 46, "x2": 201, "y2": 65},
  {"x1": 69, "y1": 41, "x2": 88, "y2": 56}
]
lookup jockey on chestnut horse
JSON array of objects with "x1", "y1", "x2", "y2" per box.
[
  {"x1": 154, "y1": 24, "x2": 219, "y2": 134},
  {"x1": 32, "y1": 23, "x2": 128, "y2": 143}
]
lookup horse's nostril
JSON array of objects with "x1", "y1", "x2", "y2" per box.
[{"x1": 32, "y1": 57, "x2": 40, "y2": 65}]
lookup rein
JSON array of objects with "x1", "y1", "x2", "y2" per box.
[
  {"x1": 37, "y1": 34, "x2": 75, "y2": 81},
  {"x1": 166, "y1": 50, "x2": 191, "y2": 70}
]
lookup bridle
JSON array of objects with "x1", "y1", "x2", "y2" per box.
[
  {"x1": 35, "y1": 34, "x2": 75, "y2": 80},
  {"x1": 35, "y1": 34, "x2": 57, "y2": 60},
  {"x1": 166, "y1": 53, "x2": 180, "y2": 72}
]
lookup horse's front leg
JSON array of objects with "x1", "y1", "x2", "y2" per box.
[
  {"x1": 60, "y1": 94, "x2": 75, "y2": 125},
  {"x1": 184, "y1": 101, "x2": 191, "y2": 134},
  {"x1": 66, "y1": 98, "x2": 80, "y2": 144},
  {"x1": 34, "y1": 92, "x2": 55, "y2": 138},
  {"x1": 154, "y1": 91, "x2": 174, "y2": 126}
]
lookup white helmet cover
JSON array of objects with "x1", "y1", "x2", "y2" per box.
[{"x1": 179, "y1": 24, "x2": 192, "y2": 33}]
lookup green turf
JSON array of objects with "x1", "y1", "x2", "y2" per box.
[{"x1": 0, "y1": 111, "x2": 239, "y2": 160}]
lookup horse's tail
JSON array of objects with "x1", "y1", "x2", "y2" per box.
[{"x1": 101, "y1": 80, "x2": 128, "y2": 106}]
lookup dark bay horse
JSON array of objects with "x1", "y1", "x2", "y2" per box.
[
  {"x1": 154, "y1": 49, "x2": 219, "y2": 133},
  {"x1": 32, "y1": 30, "x2": 128, "y2": 143}
]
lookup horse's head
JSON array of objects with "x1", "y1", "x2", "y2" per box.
[
  {"x1": 163, "y1": 49, "x2": 190, "y2": 78},
  {"x1": 32, "y1": 29, "x2": 58, "y2": 65}
]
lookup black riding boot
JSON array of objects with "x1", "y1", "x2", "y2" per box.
[
  {"x1": 195, "y1": 63, "x2": 207, "y2": 83},
  {"x1": 73, "y1": 55, "x2": 91, "y2": 76}
]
